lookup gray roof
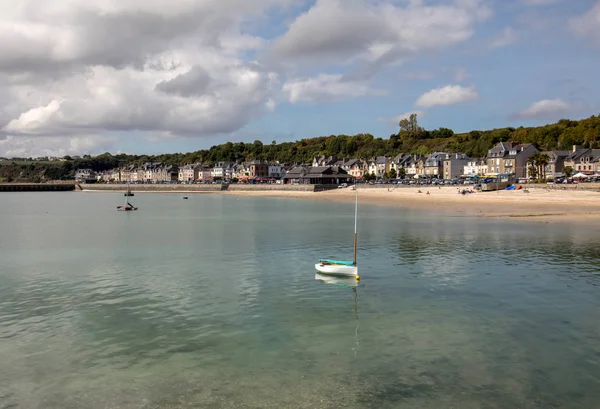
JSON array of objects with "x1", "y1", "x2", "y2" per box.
[
  {"x1": 543, "y1": 150, "x2": 570, "y2": 159},
  {"x1": 343, "y1": 159, "x2": 362, "y2": 167},
  {"x1": 283, "y1": 166, "x2": 308, "y2": 177},
  {"x1": 424, "y1": 152, "x2": 447, "y2": 166},
  {"x1": 566, "y1": 148, "x2": 600, "y2": 161},
  {"x1": 488, "y1": 142, "x2": 513, "y2": 157},
  {"x1": 308, "y1": 166, "x2": 332, "y2": 174},
  {"x1": 284, "y1": 166, "x2": 351, "y2": 178}
]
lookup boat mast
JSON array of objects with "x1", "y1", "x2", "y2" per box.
[{"x1": 353, "y1": 188, "x2": 358, "y2": 266}]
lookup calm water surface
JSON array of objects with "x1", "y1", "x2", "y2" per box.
[{"x1": 0, "y1": 192, "x2": 599, "y2": 408}]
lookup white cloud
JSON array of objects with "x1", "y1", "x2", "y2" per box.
[
  {"x1": 0, "y1": 0, "x2": 293, "y2": 156},
  {"x1": 415, "y1": 85, "x2": 478, "y2": 107},
  {"x1": 282, "y1": 74, "x2": 386, "y2": 103},
  {"x1": 2, "y1": 62, "x2": 280, "y2": 137},
  {"x1": 569, "y1": 2, "x2": 600, "y2": 47},
  {"x1": 0, "y1": 135, "x2": 117, "y2": 157},
  {"x1": 489, "y1": 27, "x2": 518, "y2": 49},
  {"x1": 271, "y1": 0, "x2": 492, "y2": 66},
  {"x1": 512, "y1": 99, "x2": 572, "y2": 120}
]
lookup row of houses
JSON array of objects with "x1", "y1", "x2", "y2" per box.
[
  {"x1": 75, "y1": 161, "x2": 287, "y2": 183},
  {"x1": 74, "y1": 143, "x2": 600, "y2": 184},
  {"x1": 314, "y1": 143, "x2": 600, "y2": 180}
]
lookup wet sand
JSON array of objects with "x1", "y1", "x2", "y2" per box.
[{"x1": 223, "y1": 186, "x2": 600, "y2": 224}]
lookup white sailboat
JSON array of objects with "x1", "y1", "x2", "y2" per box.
[{"x1": 315, "y1": 189, "x2": 359, "y2": 279}]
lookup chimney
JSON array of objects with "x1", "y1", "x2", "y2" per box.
[{"x1": 573, "y1": 145, "x2": 581, "y2": 152}]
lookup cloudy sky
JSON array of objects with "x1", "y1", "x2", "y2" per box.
[{"x1": 0, "y1": 0, "x2": 599, "y2": 157}]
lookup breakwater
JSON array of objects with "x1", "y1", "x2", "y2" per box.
[
  {"x1": 80, "y1": 183, "x2": 338, "y2": 193},
  {"x1": 80, "y1": 183, "x2": 226, "y2": 192},
  {"x1": 0, "y1": 183, "x2": 75, "y2": 192},
  {"x1": 227, "y1": 184, "x2": 337, "y2": 192}
]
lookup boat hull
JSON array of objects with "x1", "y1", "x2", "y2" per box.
[
  {"x1": 315, "y1": 273, "x2": 359, "y2": 287},
  {"x1": 315, "y1": 263, "x2": 358, "y2": 277}
]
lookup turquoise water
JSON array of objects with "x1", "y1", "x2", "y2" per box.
[{"x1": 0, "y1": 192, "x2": 599, "y2": 408}]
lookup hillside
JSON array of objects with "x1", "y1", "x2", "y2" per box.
[{"x1": 1, "y1": 114, "x2": 599, "y2": 182}]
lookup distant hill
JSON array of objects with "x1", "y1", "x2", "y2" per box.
[{"x1": 1, "y1": 114, "x2": 599, "y2": 182}]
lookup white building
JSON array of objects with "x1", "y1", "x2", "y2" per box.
[
  {"x1": 74, "y1": 169, "x2": 96, "y2": 182},
  {"x1": 463, "y1": 159, "x2": 487, "y2": 176},
  {"x1": 268, "y1": 163, "x2": 284, "y2": 178},
  {"x1": 367, "y1": 156, "x2": 390, "y2": 178},
  {"x1": 109, "y1": 168, "x2": 121, "y2": 182},
  {"x1": 198, "y1": 166, "x2": 212, "y2": 181},
  {"x1": 178, "y1": 163, "x2": 199, "y2": 183},
  {"x1": 211, "y1": 162, "x2": 231, "y2": 179}
]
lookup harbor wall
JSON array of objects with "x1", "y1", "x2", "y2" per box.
[
  {"x1": 80, "y1": 183, "x2": 225, "y2": 192},
  {"x1": 80, "y1": 183, "x2": 339, "y2": 192},
  {"x1": 0, "y1": 183, "x2": 75, "y2": 192},
  {"x1": 227, "y1": 184, "x2": 337, "y2": 192},
  {"x1": 6, "y1": 181, "x2": 599, "y2": 193}
]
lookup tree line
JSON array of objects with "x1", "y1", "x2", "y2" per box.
[{"x1": 1, "y1": 114, "x2": 599, "y2": 182}]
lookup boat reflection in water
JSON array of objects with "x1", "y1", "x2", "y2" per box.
[
  {"x1": 314, "y1": 273, "x2": 360, "y2": 357},
  {"x1": 314, "y1": 273, "x2": 359, "y2": 288}
]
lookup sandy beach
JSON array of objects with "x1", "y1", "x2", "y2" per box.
[
  {"x1": 223, "y1": 186, "x2": 600, "y2": 224},
  {"x1": 79, "y1": 183, "x2": 600, "y2": 224}
]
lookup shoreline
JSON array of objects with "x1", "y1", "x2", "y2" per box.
[
  {"x1": 221, "y1": 187, "x2": 600, "y2": 224},
  {"x1": 78, "y1": 185, "x2": 600, "y2": 224}
]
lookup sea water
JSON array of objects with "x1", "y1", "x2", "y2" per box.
[{"x1": 0, "y1": 192, "x2": 599, "y2": 408}]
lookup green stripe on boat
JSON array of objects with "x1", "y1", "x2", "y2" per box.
[{"x1": 319, "y1": 259, "x2": 355, "y2": 266}]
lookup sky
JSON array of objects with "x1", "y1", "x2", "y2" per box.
[{"x1": 0, "y1": 0, "x2": 599, "y2": 158}]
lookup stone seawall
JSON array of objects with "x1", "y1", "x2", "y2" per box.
[
  {"x1": 80, "y1": 183, "x2": 339, "y2": 192},
  {"x1": 227, "y1": 184, "x2": 337, "y2": 192},
  {"x1": 80, "y1": 183, "x2": 225, "y2": 192},
  {"x1": 0, "y1": 183, "x2": 75, "y2": 192}
]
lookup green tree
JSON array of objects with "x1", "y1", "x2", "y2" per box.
[
  {"x1": 364, "y1": 172, "x2": 376, "y2": 181},
  {"x1": 415, "y1": 145, "x2": 430, "y2": 155},
  {"x1": 527, "y1": 153, "x2": 541, "y2": 181},
  {"x1": 528, "y1": 164, "x2": 538, "y2": 180},
  {"x1": 537, "y1": 153, "x2": 550, "y2": 180},
  {"x1": 563, "y1": 166, "x2": 574, "y2": 178},
  {"x1": 398, "y1": 167, "x2": 406, "y2": 180},
  {"x1": 399, "y1": 113, "x2": 425, "y2": 139},
  {"x1": 388, "y1": 168, "x2": 397, "y2": 179}
]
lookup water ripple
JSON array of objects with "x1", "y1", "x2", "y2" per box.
[{"x1": 1, "y1": 194, "x2": 600, "y2": 408}]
